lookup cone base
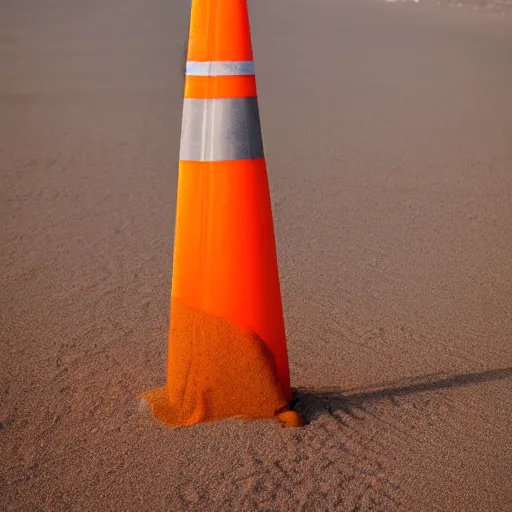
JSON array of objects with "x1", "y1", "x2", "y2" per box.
[
  {"x1": 141, "y1": 386, "x2": 303, "y2": 428},
  {"x1": 276, "y1": 410, "x2": 304, "y2": 428},
  {"x1": 141, "y1": 300, "x2": 301, "y2": 428}
]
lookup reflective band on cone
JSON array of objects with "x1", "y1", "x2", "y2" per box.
[
  {"x1": 179, "y1": 98, "x2": 264, "y2": 162},
  {"x1": 186, "y1": 60, "x2": 255, "y2": 76}
]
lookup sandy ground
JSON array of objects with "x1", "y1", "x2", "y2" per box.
[
  {"x1": 1, "y1": 0, "x2": 512, "y2": 510},
  {"x1": 380, "y1": 0, "x2": 512, "y2": 16}
]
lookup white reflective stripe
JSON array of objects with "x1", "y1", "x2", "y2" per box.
[{"x1": 186, "y1": 60, "x2": 255, "y2": 76}]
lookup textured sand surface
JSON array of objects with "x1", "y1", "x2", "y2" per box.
[{"x1": 1, "y1": 0, "x2": 512, "y2": 510}]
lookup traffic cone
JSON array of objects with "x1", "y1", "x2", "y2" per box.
[{"x1": 141, "y1": 0, "x2": 302, "y2": 428}]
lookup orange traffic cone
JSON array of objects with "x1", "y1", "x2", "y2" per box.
[{"x1": 142, "y1": 0, "x2": 302, "y2": 428}]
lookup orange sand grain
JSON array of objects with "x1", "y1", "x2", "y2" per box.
[
  {"x1": 142, "y1": 300, "x2": 293, "y2": 427},
  {"x1": 277, "y1": 410, "x2": 304, "y2": 428}
]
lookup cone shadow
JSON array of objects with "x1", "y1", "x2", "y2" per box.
[{"x1": 292, "y1": 366, "x2": 512, "y2": 424}]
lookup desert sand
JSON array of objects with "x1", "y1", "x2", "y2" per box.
[{"x1": 1, "y1": 0, "x2": 512, "y2": 510}]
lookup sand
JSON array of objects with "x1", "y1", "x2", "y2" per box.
[
  {"x1": 386, "y1": 0, "x2": 512, "y2": 17},
  {"x1": 142, "y1": 299, "x2": 291, "y2": 427},
  {"x1": 1, "y1": 0, "x2": 512, "y2": 510}
]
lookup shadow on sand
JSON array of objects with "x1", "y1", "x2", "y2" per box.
[{"x1": 291, "y1": 366, "x2": 512, "y2": 424}]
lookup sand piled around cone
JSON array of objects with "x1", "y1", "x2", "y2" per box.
[{"x1": 142, "y1": 300, "x2": 292, "y2": 426}]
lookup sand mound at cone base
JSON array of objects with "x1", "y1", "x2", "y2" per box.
[{"x1": 142, "y1": 299, "x2": 291, "y2": 426}]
